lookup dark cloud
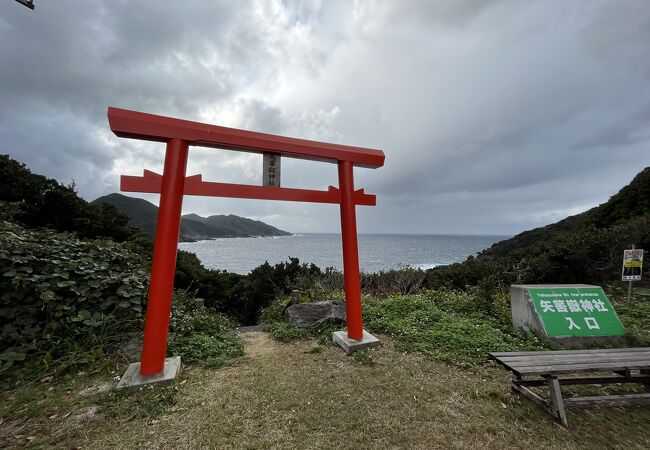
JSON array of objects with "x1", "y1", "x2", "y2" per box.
[{"x1": 1, "y1": 0, "x2": 649, "y2": 234}]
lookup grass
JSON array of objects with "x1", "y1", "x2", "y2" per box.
[
  {"x1": 2, "y1": 288, "x2": 649, "y2": 448},
  {"x1": 263, "y1": 288, "x2": 650, "y2": 365},
  {"x1": 3, "y1": 332, "x2": 648, "y2": 448},
  {"x1": 362, "y1": 291, "x2": 549, "y2": 365},
  {"x1": 610, "y1": 290, "x2": 650, "y2": 347},
  {"x1": 263, "y1": 290, "x2": 550, "y2": 366}
]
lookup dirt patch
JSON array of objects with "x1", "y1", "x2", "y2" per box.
[
  {"x1": 240, "y1": 331, "x2": 278, "y2": 358},
  {"x1": 79, "y1": 382, "x2": 113, "y2": 397}
]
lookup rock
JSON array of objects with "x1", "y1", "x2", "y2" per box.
[{"x1": 284, "y1": 301, "x2": 346, "y2": 327}]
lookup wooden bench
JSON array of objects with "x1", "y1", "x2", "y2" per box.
[{"x1": 489, "y1": 348, "x2": 650, "y2": 427}]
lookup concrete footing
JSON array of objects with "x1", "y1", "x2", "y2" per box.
[
  {"x1": 332, "y1": 330, "x2": 380, "y2": 355},
  {"x1": 116, "y1": 356, "x2": 181, "y2": 390}
]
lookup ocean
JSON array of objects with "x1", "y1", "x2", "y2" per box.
[{"x1": 178, "y1": 233, "x2": 509, "y2": 274}]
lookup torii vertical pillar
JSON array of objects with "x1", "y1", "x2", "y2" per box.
[
  {"x1": 140, "y1": 138, "x2": 188, "y2": 375},
  {"x1": 338, "y1": 161, "x2": 362, "y2": 339},
  {"x1": 331, "y1": 160, "x2": 381, "y2": 354},
  {"x1": 117, "y1": 138, "x2": 188, "y2": 388}
]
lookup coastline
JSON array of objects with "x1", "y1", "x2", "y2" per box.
[{"x1": 178, "y1": 233, "x2": 506, "y2": 275}]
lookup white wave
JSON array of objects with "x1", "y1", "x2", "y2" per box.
[{"x1": 414, "y1": 263, "x2": 443, "y2": 270}]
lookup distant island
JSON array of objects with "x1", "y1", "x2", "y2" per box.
[{"x1": 92, "y1": 193, "x2": 292, "y2": 242}]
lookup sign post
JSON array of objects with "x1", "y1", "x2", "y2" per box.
[
  {"x1": 622, "y1": 246, "x2": 644, "y2": 302},
  {"x1": 263, "y1": 154, "x2": 281, "y2": 187}
]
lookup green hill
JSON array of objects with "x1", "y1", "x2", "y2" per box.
[
  {"x1": 91, "y1": 193, "x2": 291, "y2": 242},
  {"x1": 0, "y1": 155, "x2": 133, "y2": 241},
  {"x1": 427, "y1": 167, "x2": 650, "y2": 288},
  {"x1": 479, "y1": 167, "x2": 650, "y2": 259}
]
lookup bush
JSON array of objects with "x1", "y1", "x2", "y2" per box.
[
  {"x1": 228, "y1": 258, "x2": 323, "y2": 325},
  {"x1": 264, "y1": 322, "x2": 311, "y2": 342},
  {"x1": 0, "y1": 221, "x2": 149, "y2": 376},
  {"x1": 173, "y1": 250, "x2": 241, "y2": 314},
  {"x1": 363, "y1": 292, "x2": 548, "y2": 365},
  {"x1": 361, "y1": 267, "x2": 427, "y2": 296},
  {"x1": 607, "y1": 284, "x2": 650, "y2": 347},
  {"x1": 168, "y1": 289, "x2": 243, "y2": 368}
]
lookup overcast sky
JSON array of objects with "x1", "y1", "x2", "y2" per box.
[{"x1": 2, "y1": 0, "x2": 649, "y2": 235}]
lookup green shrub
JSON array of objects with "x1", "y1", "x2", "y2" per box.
[
  {"x1": 169, "y1": 333, "x2": 243, "y2": 368},
  {"x1": 174, "y1": 250, "x2": 241, "y2": 314},
  {"x1": 168, "y1": 290, "x2": 243, "y2": 368},
  {"x1": 363, "y1": 292, "x2": 547, "y2": 365},
  {"x1": 228, "y1": 258, "x2": 323, "y2": 325},
  {"x1": 0, "y1": 221, "x2": 148, "y2": 376},
  {"x1": 264, "y1": 322, "x2": 311, "y2": 342},
  {"x1": 361, "y1": 267, "x2": 427, "y2": 296},
  {"x1": 259, "y1": 295, "x2": 292, "y2": 324},
  {"x1": 608, "y1": 286, "x2": 650, "y2": 347}
]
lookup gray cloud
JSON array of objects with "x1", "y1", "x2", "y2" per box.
[{"x1": 1, "y1": 0, "x2": 649, "y2": 235}]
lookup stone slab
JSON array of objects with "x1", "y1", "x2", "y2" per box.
[
  {"x1": 332, "y1": 330, "x2": 380, "y2": 355},
  {"x1": 116, "y1": 356, "x2": 181, "y2": 390}
]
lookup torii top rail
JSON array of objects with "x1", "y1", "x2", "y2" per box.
[{"x1": 108, "y1": 107, "x2": 384, "y2": 376}]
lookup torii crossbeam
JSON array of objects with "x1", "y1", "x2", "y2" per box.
[{"x1": 109, "y1": 107, "x2": 384, "y2": 386}]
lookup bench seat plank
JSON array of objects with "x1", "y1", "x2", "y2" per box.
[
  {"x1": 514, "y1": 361, "x2": 650, "y2": 376},
  {"x1": 496, "y1": 352, "x2": 650, "y2": 367},
  {"x1": 489, "y1": 348, "x2": 648, "y2": 358}
]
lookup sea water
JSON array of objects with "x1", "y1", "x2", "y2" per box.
[{"x1": 178, "y1": 233, "x2": 508, "y2": 275}]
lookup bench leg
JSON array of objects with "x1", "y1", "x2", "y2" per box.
[
  {"x1": 547, "y1": 376, "x2": 568, "y2": 427},
  {"x1": 642, "y1": 370, "x2": 650, "y2": 392}
]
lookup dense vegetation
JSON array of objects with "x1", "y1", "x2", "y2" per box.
[
  {"x1": 263, "y1": 286, "x2": 650, "y2": 367},
  {"x1": 0, "y1": 155, "x2": 135, "y2": 241},
  {"x1": 0, "y1": 221, "x2": 148, "y2": 377},
  {"x1": 1, "y1": 154, "x2": 649, "y2": 381},
  {"x1": 0, "y1": 156, "x2": 245, "y2": 381},
  {"x1": 263, "y1": 290, "x2": 548, "y2": 365}
]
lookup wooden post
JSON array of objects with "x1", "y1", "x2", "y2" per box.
[
  {"x1": 627, "y1": 244, "x2": 635, "y2": 303},
  {"x1": 547, "y1": 376, "x2": 568, "y2": 427}
]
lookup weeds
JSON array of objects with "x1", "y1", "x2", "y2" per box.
[
  {"x1": 168, "y1": 290, "x2": 244, "y2": 368},
  {"x1": 351, "y1": 350, "x2": 374, "y2": 366},
  {"x1": 101, "y1": 384, "x2": 178, "y2": 418},
  {"x1": 363, "y1": 291, "x2": 548, "y2": 366},
  {"x1": 264, "y1": 322, "x2": 311, "y2": 342}
]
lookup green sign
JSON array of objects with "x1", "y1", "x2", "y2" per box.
[{"x1": 528, "y1": 287, "x2": 625, "y2": 337}]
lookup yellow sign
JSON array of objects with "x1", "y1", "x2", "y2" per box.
[{"x1": 622, "y1": 249, "x2": 644, "y2": 281}]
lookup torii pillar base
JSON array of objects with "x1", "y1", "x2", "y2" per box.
[
  {"x1": 116, "y1": 356, "x2": 182, "y2": 390},
  {"x1": 332, "y1": 330, "x2": 380, "y2": 355}
]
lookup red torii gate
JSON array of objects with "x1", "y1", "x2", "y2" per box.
[{"x1": 109, "y1": 107, "x2": 384, "y2": 386}]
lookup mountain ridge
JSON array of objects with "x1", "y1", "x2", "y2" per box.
[
  {"x1": 478, "y1": 167, "x2": 650, "y2": 260},
  {"x1": 91, "y1": 193, "x2": 292, "y2": 242}
]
